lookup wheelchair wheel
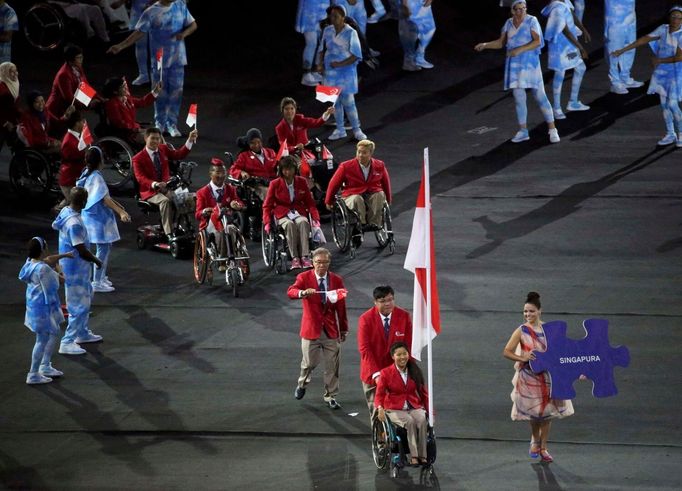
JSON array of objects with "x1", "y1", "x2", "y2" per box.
[
  {"x1": 375, "y1": 203, "x2": 394, "y2": 253},
  {"x1": 98, "y1": 136, "x2": 133, "y2": 190},
  {"x1": 9, "y1": 149, "x2": 53, "y2": 197},
  {"x1": 193, "y1": 230, "x2": 209, "y2": 284},
  {"x1": 372, "y1": 418, "x2": 391, "y2": 470},
  {"x1": 23, "y1": 3, "x2": 66, "y2": 51},
  {"x1": 331, "y1": 199, "x2": 351, "y2": 253},
  {"x1": 229, "y1": 267, "x2": 240, "y2": 298},
  {"x1": 261, "y1": 223, "x2": 276, "y2": 270}
]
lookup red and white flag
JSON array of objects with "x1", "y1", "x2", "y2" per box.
[
  {"x1": 74, "y1": 81, "x2": 96, "y2": 107},
  {"x1": 77, "y1": 121, "x2": 93, "y2": 151},
  {"x1": 156, "y1": 47, "x2": 163, "y2": 71},
  {"x1": 315, "y1": 85, "x2": 341, "y2": 104},
  {"x1": 404, "y1": 148, "x2": 441, "y2": 362},
  {"x1": 325, "y1": 288, "x2": 347, "y2": 304},
  {"x1": 275, "y1": 138, "x2": 289, "y2": 161},
  {"x1": 186, "y1": 103, "x2": 197, "y2": 128}
]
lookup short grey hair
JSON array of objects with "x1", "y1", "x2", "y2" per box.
[{"x1": 311, "y1": 247, "x2": 331, "y2": 260}]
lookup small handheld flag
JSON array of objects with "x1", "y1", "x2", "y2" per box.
[
  {"x1": 276, "y1": 138, "x2": 289, "y2": 161},
  {"x1": 77, "y1": 121, "x2": 93, "y2": 151},
  {"x1": 315, "y1": 85, "x2": 341, "y2": 104},
  {"x1": 316, "y1": 288, "x2": 347, "y2": 304},
  {"x1": 73, "y1": 81, "x2": 96, "y2": 107},
  {"x1": 186, "y1": 103, "x2": 197, "y2": 128},
  {"x1": 156, "y1": 47, "x2": 164, "y2": 80}
]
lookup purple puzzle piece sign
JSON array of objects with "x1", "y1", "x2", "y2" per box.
[{"x1": 529, "y1": 319, "x2": 630, "y2": 399}]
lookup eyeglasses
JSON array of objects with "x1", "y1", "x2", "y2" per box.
[{"x1": 313, "y1": 260, "x2": 330, "y2": 264}]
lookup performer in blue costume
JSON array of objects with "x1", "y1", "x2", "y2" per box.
[
  {"x1": 612, "y1": 6, "x2": 682, "y2": 146},
  {"x1": 393, "y1": 0, "x2": 436, "y2": 71},
  {"x1": 19, "y1": 237, "x2": 72, "y2": 384},
  {"x1": 604, "y1": 0, "x2": 644, "y2": 94},
  {"x1": 475, "y1": 1, "x2": 559, "y2": 144},
  {"x1": 296, "y1": 0, "x2": 330, "y2": 86}
]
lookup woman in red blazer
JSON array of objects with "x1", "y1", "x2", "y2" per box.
[
  {"x1": 19, "y1": 91, "x2": 63, "y2": 154},
  {"x1": 375, "y1": 341, "x2": 429, "y2": 466},
  {"x1": 263, "y1": 156, "x2": 320, "y2": 269},
  {"x1": 102, "y1": 76, "x2": 158, "y2": 146}
]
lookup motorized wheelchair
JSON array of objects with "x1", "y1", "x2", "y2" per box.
[
  {"x1": 8, "y1": 137, "x2": 61, "y2": 199},
  {"x1": 134, "y1": 160, "x2": 198, "y2": 259},
  {"x1": 297, "y1": 138, "x2": 339, "y2": 218},
  {"x1": 330, "y1": 194, "x2": 395, "y2": 258},
  {"x1": 261, "y1": 213, "x2": 324, "y2": 275},
  {"x1": 193, "y1": 204, "x2": 250, "y2": 297},
  {"x1": 226, "y1": 170, "x2": 270, "y2": 242},
  {"x1": 372, "y1": 415, "x2": 437, "y2": 479}
]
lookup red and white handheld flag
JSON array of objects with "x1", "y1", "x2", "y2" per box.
[
  {"x1": 276, "y1": 138, "x2": 289, "y2": 161},
  {"x1": 156, "y1": 47, "x2": 163, "y2": 71},
  {"x1": 73, "y1": 81, "x2": 96, "y2": 107},
  {"x1": 315, "y1": 85, "x2": 341, "y2": 104},
  {"x1": 77, "y1": 121, "x2": 93, "y2": 151},
  {"x1": 325, "y1": 288, "x2": 347, "y2": 304},
  {"x1": 186, "y1": 103, "x2": 197, "y2": 128}
]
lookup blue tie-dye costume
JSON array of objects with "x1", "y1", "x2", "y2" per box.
[
  {"x1": 296, "y1": 0, "x2": 330, "y2": 70},
  {"x1": 333, "y1": 0, "x2": 367, "y2": 35},
  {"x1": 647, "y1": 24, "x2": 682, "y2": 137},
  {"x1": 604, "y1": 0, "x2": 637, "y2": 85},
  {"x1": 393, "y1": 0, "x2": 436, "y2": 65}
]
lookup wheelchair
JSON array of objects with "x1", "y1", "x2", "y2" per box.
[
  {"x1": 8, "y1": 138, "x2": 61, "y2": 199},
  {"x1": 22, "y1": 2, "x2": 77, "y2": 52},
  {"x1": 331, "y1": 195, "x2": 395, "y2": 258},
  {"x1": 298, "y1": 138, "x2": 339, "y2": 218},
  {"x1": 372, "y1": 415, "x2": 437, "y2": 479},
  {"x1": 226, "y1": 173, "x2": 270, "y2": 242},
  {"x1": 193, "y1": 208, "x2": 250, "y2": 298},
  {"x1": 134, "y1": 160, "x2": 197, "y2": 259},
  {"x1": 261, "y1": 214, "x2": 323, "y2": 275}
]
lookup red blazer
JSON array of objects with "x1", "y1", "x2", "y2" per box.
[
  {"x1": 275, "y1": 114, "x2": 325, "y2": 153},
  {"x1": 325, "y1": 158, "x2": 392, "y2": 206},
  {"x1": 132, "y1": 144, "x2": 191, "y2": 200},
  {"x1": 229, "y1": 148, "x2": 278, "y2": 180},
  {"x1": 58, "y1": 131, "x2": 85, "y2": 187},
  {"x1": 19, "y1": 110, "x2": 60, "y2": 148},
  {"x1": 104, "y1": 93, "x2": 154, "y2": 131},
  {"x1": 287, "y1": 269, "x2": 348, "y2": 340},
  {"x1": 375, "y1": 363, "x2": 429, "y2": 413},
  {"x1": 194, "y1": 182, "x2": 243, "y2": 229},
  {"x1": 357, "y1": 306, "x2": 413, "y2": 385},
  {"x1": 0, "y1": 82, "x2": 20, "y2": 126},
  {"x1": 46, "y1": 63, "x2": 90, "y2": 117},
  {"x1": 262, "y1": 176, "x2": 320, "y2": 225}
]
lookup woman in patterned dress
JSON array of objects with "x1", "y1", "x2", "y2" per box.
[
  {"x1": 612, "y1": 6, "x2": 682, "y2": 147},
  {"x1": 503, "y1": 291, "x2": 574, "y2": 463},
  {"x1": 475, "y1": 0, "x2": 559, "y2": 144}
]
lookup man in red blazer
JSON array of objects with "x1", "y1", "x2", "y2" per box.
[
  {"x1": 287, "y1": 248, "x2": 348, "y2": 409},
  {"x1": 263, "y1": 156, "x2": 321, "y2": 270},
  {"x1": 324, "y1": 139, "x2": 391, "y2": 229},
  {"x1": 357, "y1": 285, "x2": 413, "y2": 417},
  {"x1": 275, "y1": 96, "x2": 334, "y2": 165},
  {"x1": 132, "y1": 126, "x2": 198, "y2": 236},
  {"x1": 195, "y1": 158, "x2": 244, "y2": 271}
]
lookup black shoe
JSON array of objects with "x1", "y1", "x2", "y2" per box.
[
  {"x1": 326, "y1": 398, "x2": 341, "y2": 410},
  {"x1": 294, "y1": 386, "x2": 306, "y2": 400}
]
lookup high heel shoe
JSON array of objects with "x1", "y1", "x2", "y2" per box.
[
  {"x1": 529, "y1": 441, "x2": 541, "y2": 458},
  {"x1": 540, "y1": 448, "x2": 553, "y2": 463}
]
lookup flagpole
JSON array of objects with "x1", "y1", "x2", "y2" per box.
[{"x1": 424, "y1": 147, "x2": 434, "y2": 427}]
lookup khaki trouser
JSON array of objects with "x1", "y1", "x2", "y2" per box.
[
  {"x1": 278, "y1": 215, "x2": 311, "y2": 259},
  {"x1": 344, "y1": 191, "x2": 385, "y2": 226},
  {"x1": 362, "y1": 381, "x2": 377, "y2": 422},
  {"x1": 147, "y1": 190, "x2": 193, "y2": 235},
  {"x1": 298, "y1": 332, "x2": 340, "y2": 400},
  {"x1": 387, "y1": 408, "x2": 428, "y2": 459}
]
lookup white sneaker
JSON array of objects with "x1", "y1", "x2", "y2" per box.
[
  {"x1": 367, "y1": 11, "x2": 386, "y2": 24},
  {"x1": 167, "y1": 125, "x2": 182, "y2": 138},
  {"x1": 511, "y1": 129, "x2": 530, "y2": 143},
  {"x1": 92, "y1": 281, "x2": 115, "y2": 293},
  {"x1": 353, "y1": 129, "x2": 368, "y2": 141},
  {"x1": 566, "y1": 101, "x2": 590, "y2": 112},
  {"x1": 402, "y1": 59, "x2": 422, "y2": 72},
  {"x1": 76, "y1": 332, "x2": 103, "y2": 344},
  {"x1": 369, "y1": 48, "x2": 381, "y2": 57},
  {"x1": 415, "y1": 58, "x2": 434, "y2": 69},
  {"x1": 26, "y1": 372, "x2": 52, "y2": 385},
  {"x1": 657, "y1": 133, "x2": 676, "y2": 146},
  {"x1": 154, "y1": 121, "x2": 166, "y2": 132},
  {"x1": 553, "y1": 108, "x2": 567, "y2": 120},
  {"x1": 39, "y1": 365, "x2": 64, "y2": 377},
  {"x1": 59, "y1": 342, "x2": 87, "y2": 355},
  {"x1": 328, "y1": 129, "x2": 347, "y2": 141},
  {"x1": 624, "y1": 79, "x2": 644, "y2": 88},
  {"x1": 549, "y1": 128, "x2": 560, "y2": 143},
  {"x1": 677, "y1": 133, "x2": 682, "y2": 148},
  {"x1": 102, "y1": 277, "x2": 113, "y2": 287},
  {"x1": 610, "y1": 84, "x2": 628, "y2": 95},
  {"x1": 131, "y1": 75, "x2": 149, "y2": 86},
  {"x1": 301, "y1": 72, "x2": 321, "y2": 86}
]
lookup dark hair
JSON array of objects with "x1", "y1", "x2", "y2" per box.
[
  {"x1": 27, "y1": 237, "x2": 45, "y2": 259},
  {"x1": 64, "y1": 44, "x2": 83, "y2": 62},
  {"x1": 102, "y1": 76, "x2": 124, "y2": 98},
  {"x1": 278, "y1": 155, "x2": 298, "y2": 171},
  {"x1": 280, "y1": 97, "x2": 297, "y2": 113},
  {"x1": 389, "y1": 342, "x2": 425, "y2": 391},
  {"x1": 26, "y1": 90, "x2": 44, "y2": 108},
  {"x1": 373, "y1": 285, "x2": 394, "y2": 300},
  {"x1": 327, "y1": 5, "x2": 346, "y2": 17},
  {"x1": 85, "y1": 146, "x2": 103, "y2": 170},
  {"x1": 65, "y1": 109, "x2": 84, "y2": 129},
  {"x1": 69, "y1": 186, "x2": 88, "y2": 209},
  {"x1": 145, "y1": 126, "x2": 162, "y2": 137},
  {"x1": 525, "y1": 291, "x2": 541, "y2": 309}
]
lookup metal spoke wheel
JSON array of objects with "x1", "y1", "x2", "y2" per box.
[
  {"x1": 331, "y1": 199, "x2": 351, "y2": 252},
  {"x1": 261, "y1": 223, "x2": 276, "y2": 269},
  {"x1": 375, "y1": 203, "x2": 394, "y2": 253},
  {"x1": 229, "y1": 265, "x2": 240, "y2": 298},
  {"x1": 372, "y1": 418, "x2": 390, "y2": 470},
  {"x1": 193, "y1": 230, "x2": 208, "y2": 284},
  {"x1": 97, "y1": 137, "x2": 134, "y2": 190},
  {"x1": 23, "y1": 3, "x2": 66, "y2": 51},
  {"x1": 9, "y1": 150, "x2": 53, "y2": 198}
]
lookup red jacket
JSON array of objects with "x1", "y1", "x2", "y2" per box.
[
  {"x1": 46, "y1": 63, "x2": 90, "y2": 117},
  {"x1": 275, "y1": 114, "x2": 325, "y2": 154},
  {"x1": 262, "y1": 176, "x2": 320, "y2": 225},
  {"x1": 19, "y1": 110, "x2": 60, "y2": 148},
  {"x1": 287, "y1": 269, "x2": 348, "y2": 340},
  {"x1": 325, "y1": 158, "x2": 392, "y2": 206},
  {"x1": 104, "y1": 93, "x2": 154, "y2": 132},
  {"x1": 229, "y1": 148, "x2": 278, "y2": 180},
  {"x1": 0, "y1": 82, "x2": 20, "y2": 126},
  {"x1": 194, "y1": 182, "x2": 243, "y2": 230},
  {"x1": 58, "y1": 131, "x2": 85, "y2": 187},
  {"x1": 357, "y1": 306, "x2": 413, "y2": 385},
  {"x1": 375, "y1": 363, "x2": 429, "y2": 412},
  {"x1": 132, "y1": 144, "x2": 191, "y2": 200}
]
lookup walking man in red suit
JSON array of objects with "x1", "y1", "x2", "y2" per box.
[
  {"x1": 287, "y1": 247, "x2": 348, "y2": 409},
  {"x1": 357, "y1": 285, "x2": 413, "y2": 418},
  {"x1": 132, "y1": 126, "x2": 198, "y2": 238}
]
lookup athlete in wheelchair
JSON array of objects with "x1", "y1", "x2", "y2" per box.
[
  {"x1": 229, "y1": 127, "x2": 278, "y2": 240},
  {"x1": 193, "y1": 158, "x2": 250, "y2": 297},
  {"x1": 261, "y1": 156, "x2": 323, "y2": 273},
  {"x1": 324, "y1": 139, "x2": 394, "y2": 257},
  {"x1": 373, "y1": 342, "x2": 436, "y2": 477}
]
